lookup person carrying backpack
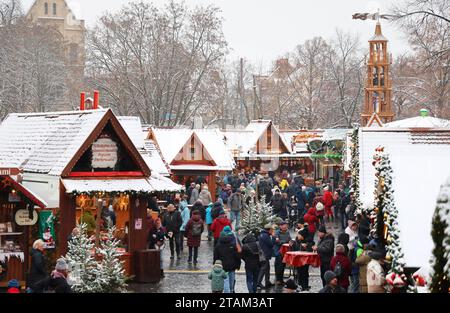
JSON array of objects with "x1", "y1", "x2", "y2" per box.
[
  {"x1": 240, "y1": 233, "x2": 263, "y2": 293},
  {"x1": 330, "y1": 244, "x2": 352, "y2": 291},
  {"x1": 185, "y1": 210, "x2": 204, "y2": 264}
]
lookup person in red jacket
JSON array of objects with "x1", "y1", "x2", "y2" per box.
[
  {"x1": 322, "y1": 186, "x2": 334, "y2": 222},
  {"x1": 210, "y1": 210, "x2": 232, "y2": 248},
  {"x1": 330, "y1": 244, "x2": 352, "y2": 291},
  {"x1": 185, "y1": 210, "x2": 204, "y2": 264},
  {"x1": 303, "y1": 207, "x2": 318, "y2": 234}
]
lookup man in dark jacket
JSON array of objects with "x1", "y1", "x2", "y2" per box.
[
  {"x1": 290, "y1": 228, "x2": 315, "y2": 291},
  {"x1": 270, "y1": 189, "x2": 284, "y2": 218},
  {"x1": 319, "y1": 271, "x2": 347, "y2": 293},
  {"x1": 257, "y1": 224, "x2": 275, "y2": 289},
  {"x1": 162, "y1": 204, "x2": 183, "y2": 259},
  {"x1": 214, "y1": 233, "x2": 241, "y2": 293},
  {"x1": 273, "y1": 221, "x2": 292, "y2": 285},
  {"x1": 28, "y1": 239, "x2": 48, "y2": 293},
  {"x1": 227, "y1": 191, "x2": 244, "y2": 230},
  {"x1": 240, "y1": 233, "x2": 262, "y2": 293},
  {"x1": 315, "y1": 225, "x2": 335, "y2": 287},
  {"x1": 211, "y1": 201, "x2": 224, "y2": 221}
]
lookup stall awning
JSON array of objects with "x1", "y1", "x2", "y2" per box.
[{"x1": 62, "y1": 176, "x2": 183, "y2": 194}]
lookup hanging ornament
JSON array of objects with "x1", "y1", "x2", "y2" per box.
[
  {"x1": 385, "y1": 254, "x2": 392, "y2": 261},
  {"x1": 393, "y1": 274, "x2": 406, "y2": 287}
]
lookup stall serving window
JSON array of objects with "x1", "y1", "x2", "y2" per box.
[{"x1": 75, "y1": 193, "x2": 130, "y2": 252}]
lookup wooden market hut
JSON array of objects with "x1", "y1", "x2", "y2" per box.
[
  {"x1": 0, "y1": 168, "x2": 47, "y2": 286},
  {"x1": 223, "y1": 120, "x2": 307, "y2": 175},
  {"x1": 0, "y1": 109, "x2": 181, "y2": 275},
  {"x1": 148, "y1": 128, "x2": 235, "y2": 200}
]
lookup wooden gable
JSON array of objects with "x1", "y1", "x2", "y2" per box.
[
  {"x1": 256, "y1": 122, "x2": 290, "y2": 154},
  {"x1": 171, "y1": 132, "x2": 216, "y2": 166},
  {"x1": 62, "y1": 110, "x2": 151, "y2": 177},
  {"x1": 367, "y1": 113, "x2": 384, "y2": 127}
]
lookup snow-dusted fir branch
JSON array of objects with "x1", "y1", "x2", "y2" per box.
[
  {"x1": 429, "y1": 176, "x2": 450, "y2": 293},
  {"x1": 350, "y1": 125, "x2": 363, "y2": 216},
  {"x1": 372, "y1": 148, "x2": 408, "y2": 291}
]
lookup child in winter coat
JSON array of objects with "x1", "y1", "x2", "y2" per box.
[
  {"x1": 7, "y1": 279, "x2": 20, "y2": 293},
  {"x1": 208, "y1": 260, "x2": 228, "y2": 293}
]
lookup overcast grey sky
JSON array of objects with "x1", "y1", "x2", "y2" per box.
[{"x1": 23, "y1": 0, "x2": 411, "y2": 71}]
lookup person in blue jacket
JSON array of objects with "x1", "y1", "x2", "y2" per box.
[
  {"x1": 257, "y1": 224, "x2": 275, "y2": 289},
  {"x1": 205, "y1": 203, "x2": 214, "y2": 241},
  {"x1": 179, "y1": 201, "x2": 190, "y2": 253}
]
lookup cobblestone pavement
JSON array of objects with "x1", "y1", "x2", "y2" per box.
[{"x1": 129, "y1": 218, "x2": 343, "y2": 294}]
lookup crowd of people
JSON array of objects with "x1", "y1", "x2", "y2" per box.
[
  {"x1": 145, "y1": 169, "x2": 390, "y2": 294},
  {"x1": 1, "y1": 169, "x2": 390, "y2": 294}
]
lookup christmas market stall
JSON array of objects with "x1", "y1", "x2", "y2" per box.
[
  {"x1": 355, "y1": 112, "x2": 450, "y2": 291},
  {"x1": 0, "y1": 108, "x2": 181, "y2": 276},
  {"x1": 224, "y1": 120, "x2": 301, "y2": 175},
  {"x1": 307, "y1": 129, "x2": 349, "y2": 187},
  {"x1": 0, "y1": 168, "x2": 47, "y2": 287},
  {"x1": 148, "y1": 128, "x2": 235, "y2": 200}
]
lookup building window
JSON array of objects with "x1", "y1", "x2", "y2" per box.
[
  {"x1": 53, "y1": 3, "x2": 57, "y2": 15},
  {"x1": 44, "y1": 2, "x2": 48, "y2": 14}
]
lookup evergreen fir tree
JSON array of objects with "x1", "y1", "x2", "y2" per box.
[
  {"x1": 92, "y1": 226, "x2": 128, "y2": 293},
  {"x1": 429, "y1": 177, "x2": 450, "y2": 293},
  {"x1": 64, "y1": 223, "x2": 98, "y2": 293},
  {"x1": 372, "y1": 148, "x2": 408, "y2": 291},
  {"x1": 350, "y1": 126, "x2": 363, "y2": 216},
  {"x1": 240, "y1": 195, "x2": 277, "y2": 236}
]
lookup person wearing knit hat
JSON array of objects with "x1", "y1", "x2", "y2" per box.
[
  {"x1": 210, "y1": 208, "x2": 232, "y2": 248},
  {"x1": 290, "y1": 224, "x2": 315, "y2": 291},
  {"x1": 48, "y1": 258, "x2": 71, "y2": 293},
  {"x1": 283, "y1": 278, "x2": 298, "y2": 293},
  {"x1": 316, "y1": 224, "x2": 335, "y2": 287},
  {"x1": 319, "y1": 271, "x2": 346, "y2": 293},
  {"x1": 7, "y1": 279, "x2": 20, "y2": 293},
  {"x1": 330, "y1": 244, "x2": 352, "y2": 291},
  {"x1": 208, "y1": 260, "x2": 228, "y2": 293}
]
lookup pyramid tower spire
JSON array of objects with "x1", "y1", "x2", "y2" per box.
[{"x1": 361, "y1": 22, "x2": 394, "y2": 127}]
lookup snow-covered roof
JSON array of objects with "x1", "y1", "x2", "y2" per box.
[
  {"x1": 151, "y1": 128, "x2": 235, "y2": 171},
  {"x1": 117, "y1": 116, "x2": 145, "y2": 148},
  {"x1": 141, "y1": 139, "x2": 171, "y2": 177},
  {"x1": 150, "y1": 128, "x2": 192, "y2": 165},
  {"x1": 223, "y1": 121, "x2": 292, "y2": 156},
  {"x1": 194, "y1": 129, "x2": 235, "y2": 171},
  {"x1": 118, "y1": 117, "x2": 171, "y2": 177},
  {"x1": 384, "y1": 116, "x2": 450, "y2": 129},
  {"x1": 62, "y1": 175, "x2": 182, "y2": 194},
  {"x1": 359, "y1": 128, "x2": 450, "y2": 268},
  {"x1": 0, "y1": 109, "x2": 108, "y2": 175}
]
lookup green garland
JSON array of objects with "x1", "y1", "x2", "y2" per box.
[{"x1": 311, "y1": 153, "x2": 343, "y2": 159}]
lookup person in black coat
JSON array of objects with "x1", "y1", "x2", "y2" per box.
[
  {"x1": 358, "y1": 213, "x2": 371, "y2": 242},
  {"x1": 214, "y1": 233, "x2": 241, "y2": 293},
  {"x1": 319, "y1": 271, "x2": 347, "y2": 293},
  {"x1": 240, "y1": 233, "x2": 262, "y2": 293},
  {"x1": 270, "y1": 189, "x2": 284, "y2": 217},
  {"x1": 48, "y1": 258, "x2": 71, "y2": 293},
  {"x1": 162, "y1": 204, "x2": 183, "y2": 259},
  {"x1": 257, "y1": 225, "x2": 275, "y2": 289},
  {"x1": 315, "y1": 225, "x2": 335, "y2": 287},
  {"x1": 290, "y1": 228, "x2": 315, "y2": 291},
  {"x1": 28, "y1": 240, "x2": 48, "y2": 293},
  {"x1": 338, "y1": 232, "x2": 350, "y2": 257}
]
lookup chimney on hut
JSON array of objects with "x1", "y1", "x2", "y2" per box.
[{"x1": 79, "y1": 90, "x2": 100, "y2": 110}]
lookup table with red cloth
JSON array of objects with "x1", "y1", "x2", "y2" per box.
[
  {"x1": 282, "y1": 251, "x2": 321, "y2": 267},
  {"x1": 280, "y1": 243, "x2": 290, "y2": 256}
]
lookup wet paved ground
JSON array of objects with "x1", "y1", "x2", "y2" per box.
[{"x1": 129, "y1": 217, "x2": 342, "y2": 294}]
